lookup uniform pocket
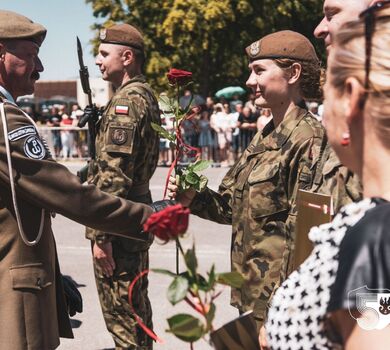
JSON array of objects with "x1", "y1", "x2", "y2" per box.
[
  {"x1": 248, "y1": 162, "x2": 288, "y2": 218},
  {"x1": 9, "y1": 263, "x2": 52, "y2": 290}
]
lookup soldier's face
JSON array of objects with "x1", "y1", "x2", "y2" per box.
[
  {"x1": 246, "y1": 59, "x2": 290, "y2": 109},
  {"x1": 314, "y1": 0, "x2": 371, "y2": 52},
  {"x1": 1, "y1": 40, "x2": 43, "y2": 99},
  {"x1": 96, "y1": 43, "x2": 126, "y2": 87}
]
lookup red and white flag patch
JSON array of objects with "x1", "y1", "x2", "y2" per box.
[{"x1": 115, "y1": 105, "x2": 129, "y2": 115}]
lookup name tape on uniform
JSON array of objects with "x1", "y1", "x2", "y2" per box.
[{"x1": 8, "y1": 126, "x2": 37, "y2": 141}]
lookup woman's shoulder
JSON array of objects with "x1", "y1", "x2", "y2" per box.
[{"x1": 291, "y1": 109, "x2": 325, "y2": 142}]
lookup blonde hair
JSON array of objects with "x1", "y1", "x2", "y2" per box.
[{"x1": 330, "y1": 7, "x2": 390, "y2": 145}]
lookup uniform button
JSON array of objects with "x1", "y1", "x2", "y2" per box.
[{"x1": 36, "y1": 277, "x2": 42, "y2": 288}]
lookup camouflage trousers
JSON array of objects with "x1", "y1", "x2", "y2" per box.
[{"x1": 93, "y1": 246, "x2": 153, "y2": 350}]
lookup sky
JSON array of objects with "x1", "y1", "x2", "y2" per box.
[{"x1": 2, "y1": 0, "x2": 103, "y2": 80}]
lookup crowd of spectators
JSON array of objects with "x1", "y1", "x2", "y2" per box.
[{"x1": 159, "y1": 93, "x2": 323, "y2": 167}]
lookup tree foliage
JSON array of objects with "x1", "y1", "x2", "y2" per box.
[{"x1": 86, "y1": 0, "x2": 324, "y2": 97}]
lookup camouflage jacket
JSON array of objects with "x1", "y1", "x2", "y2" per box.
[
  {"x1": 86, "y1": 75, "x2": 161, "y2": 251},
  {"x1": 311, "y1": 141, "x2": 362, "y2": 211},
  {"x1": 190, "y1": 106, "x2": 326, "y2": 321}
]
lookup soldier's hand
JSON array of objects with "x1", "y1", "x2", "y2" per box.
[
  {"x1": 259, "y1": 326, "x2": 269, "y2": 350},
  {"x1": 167, "y1": 176, "x2": 196, "y2": 207},
  {"x1": 78, "y1": 104, "x2": 99, "y2": 128},
  {"x1": 93, "y1": 241, "x2": 115, "y2": 277}
]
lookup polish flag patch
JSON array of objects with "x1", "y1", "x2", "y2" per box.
[{"x1": 115, "y1": 105, "x2": 129, "y2": 115}]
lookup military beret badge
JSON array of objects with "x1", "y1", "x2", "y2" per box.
[
  {"x1": 100, "y1": 28, "x2": 107, "y2": 40},
  {"x1": 249, "y1": 41, "x2": 260, "y2": 57}
]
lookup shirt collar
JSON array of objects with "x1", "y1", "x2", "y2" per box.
[{"x1": 0, "y1": 85, "x2": 15, "y2": 104}]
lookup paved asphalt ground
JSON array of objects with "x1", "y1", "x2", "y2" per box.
[{"x1": 56, "y1": 163, "x2": 238, "y2": 350}]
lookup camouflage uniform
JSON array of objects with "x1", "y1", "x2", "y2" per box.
[
  {"x1": 190, "y1": 106, "x2": 327, "y2": 328},
  {"x1": 86, "y1": 75, "x2": 160, "y2": 349},
  {"x1": 310, "y1": 141, "x2": 362, "y2": 210}
]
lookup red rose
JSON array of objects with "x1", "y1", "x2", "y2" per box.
[
  {"x1": 143, "y1": 204, "x2": 190, "y2": 242},
  {"x1": 167, "y1": 68, "x2": 193, "y2": 86}
]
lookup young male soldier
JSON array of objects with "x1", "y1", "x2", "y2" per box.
[
  {"x1": 0, "y1": 10, "x2": 167, "y2": 350},
  {"x1": 84, "y1": 24, "x2": 161, "y2": 349}
]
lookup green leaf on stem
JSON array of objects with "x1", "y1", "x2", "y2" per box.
[
  {"x1": 216, "y1": 272, "x2": 244, "y2": 288},
  {"x1": 184, "y1": 245, "x2": 198, "y2": 277},
  {"x1": 207, "y1": 264, "x2": 216, "y2": 289},
  {"x1": 205, "y1": 302, "x2": 216, "y2": 330},
  {"x1": 167, "y1": 276, "x2": 189, "y2": 305},
  {"x1": 151, "y1": 122, "x2": 176, "y2": 142},
  {"x1": 167, "y1": 314, "x2": 205, "y2": 342},
  {"x1": 185, "y1": 171, "x2": 200, "y2": 185},
  {"x1": 191, "y1": 159, "x2": 212, "y2": 172}
]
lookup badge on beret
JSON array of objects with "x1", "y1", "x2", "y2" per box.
[
  {"x1": 111, "y1": 128, "x2": 128, "y2": 145},
  {"x1": 100, "y1": 28, "x2": 107, "y2": 40},
  {"x1": 115, "y1": 105, "x2": 129, "y2": 115},
  {"x1": 24, "y1": 135, "x2": 46, "y2": 160},
  {"x1": 250, "y1": 41, "x2": 260, "y2": 56}
]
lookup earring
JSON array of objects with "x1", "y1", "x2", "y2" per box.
[{"x1": 340, "y1": 132, "x2": 350, "y2": 146}]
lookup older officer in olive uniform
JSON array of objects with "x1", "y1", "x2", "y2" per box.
[
  {"x1": 0, "y1": 11, "x2": 156, "y2": 350},
  {"x1": 169, "y1": 31, "x2": 360, "y2": 330},
  {"x1": 85, "y1": 24, "x2": 160, "y2": 349}
]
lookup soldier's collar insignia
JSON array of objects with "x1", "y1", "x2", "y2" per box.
[
  {"x1": 250, "y1": 41, "x2": 260, "y2": 56},
  {"x1": 100, "y1": 28, "x2": 107, "y2": 40}
]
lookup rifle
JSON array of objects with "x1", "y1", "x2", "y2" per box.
[{"x1": 76, "y1": 36, "x2": 97, "y2": 160}]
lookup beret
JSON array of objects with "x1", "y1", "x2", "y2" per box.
[
  {"x1": 100, "y1": 23, "x2": 144, "y2": 51},
  {"x1": 246, "y1": 30, "x2": 319, "y2": 63},
  {"x1": 0, "y1": 10, "x2": 46, "y2": 46}
]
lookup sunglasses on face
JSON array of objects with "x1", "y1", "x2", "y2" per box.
[{"x1": 359, "y1": 0, "x2": 390, "y2": 96}]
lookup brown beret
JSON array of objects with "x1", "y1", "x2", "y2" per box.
[
  {"x1": 99, "y1": 23, "x2": 144, "y2": 51},
  {"x1": 0, "y1": 10, "x2": 46, "y2": 46},
  {"x1": 246, "y1": 30, "x2": 319, "y2": 63}
]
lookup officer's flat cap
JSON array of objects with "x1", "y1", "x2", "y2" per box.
[
  {"x1": 246, "y1": 30, "x2": 319, "y2": 63},
  {"x1": 0, "y1": 10, "x2": 46, "y2": 46},
  {"x1": 99, "y1": 24, "x2": 144, "y2": 51}
]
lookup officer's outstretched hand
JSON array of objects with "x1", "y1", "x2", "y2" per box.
[
  {"x1": 78, "y1": 104, "x2": 100, "y2": 128},
  {"x1": 150, "y1": 199, "x2": 176, "y2": 213},
  {"x1": 62, "y1": 275, "x2": 83, "y2": 317},
  {"x1": 167, "y1": 176, "x2": 196, "y2": 207}
]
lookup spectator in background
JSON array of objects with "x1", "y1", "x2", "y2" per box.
[
  {"x1": 211, "y1": 103, "x2": 232, "y2": 166},
  {"x1": 257, "y1": 107, "x2": 273, "y2": 131},
  {"x1": 229, "y1": 93, "x2": 243, "y2": 112},
  {"x1": 245, "y1": 92, "x2": 258, "y2": 114},
  {"x1": 70, "y1": 104, "x2": 86, "y2": 158},
  {"x1": 230, "y1": 103, "x2": 242, "y2": 162},
  {"x1": 238, "y1": 106, "x2": 258, "y2": 150},
  {"x1": 47, "y1": 106, "x2": 62, "y2": 158},
  {"x1": 198, "y1": 110, "x2": 213, "y2": 161},
  {"x1": 59, "y1": 106, "x2": 74, "y2": 160}
]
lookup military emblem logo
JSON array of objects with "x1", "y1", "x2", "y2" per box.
[
  {"x1": 250, "y1": 41, "x2": 260, "y2": 56},
  {"x1": 100, "y1": 28, "x2": 107, "y2": 40},
  {"x1": 111, "y1": 128, "x2": 128, "y2": 145},
  {"x1": 24, "y1": 136, "x2": 46, "y2": 160},
  {"x1": 348, "y1": 286, "x2": 390, "y2": 330}
]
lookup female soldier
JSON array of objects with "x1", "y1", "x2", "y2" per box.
[{"x1": 169, "y1": 30, "x2": 350, "y2": 329}]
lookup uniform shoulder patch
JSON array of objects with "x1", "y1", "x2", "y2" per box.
[
  {"x1": 24, "y1": 135, "x2": 46, "y2": 160},
  {"x1": 110, "y1": 127, "x2": 129, "y2": 145},
  {"x1": 114, "y1": 105, "x2": 129, "y2": 115},
  {"x1": 8, "y1": 125, "x2": 37, "y2": 141}
]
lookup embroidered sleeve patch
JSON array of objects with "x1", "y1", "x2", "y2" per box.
[
  {"x1": 105, "y1": 124, "x2": 134, "y2": 154},
  {"x1": 8, "y1": 126, "x2": 37, "y2": 141},
  {"x1": 111, "y1": 127, "x2": 128, "y2": 145},
  {"x1": 115, "y1": 105, "x2": 129, "y2": 115},
  {"x1": 24, "y1": 135, "x2": 46, "y2": 160}
]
